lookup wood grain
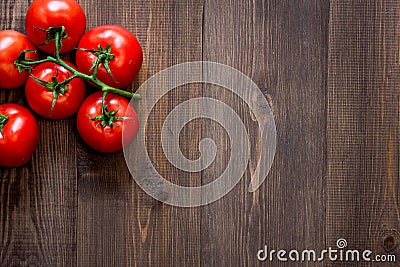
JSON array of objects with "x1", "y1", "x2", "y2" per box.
[
  {"x1": 201, "y1": 0, "x2": 329, "y2": 266},
  {"x1": 327, "y1": 0, "x2": 400, "y2": 266},
  {"x1": 76, "y1": 0, "x2": 203, "y2": 266},
  {"x1": 0, "y1": 1, "x2": 77, "y2": 266},
  {"x1": 2, "y1": 0, "x2": 399, "y2": 266}
]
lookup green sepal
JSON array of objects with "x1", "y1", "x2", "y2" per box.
[
  {"x1": 14, "y1": 49, "x2": 37, "y2": 73},
  {"x1": 35, "y1": 26, "x2": 68, "y2": 50},
  {"x1": 87, "y1": 92, "x2": 132, "y2": 128},
  {"x1": 0, "y1": 114, "x2": 9, "y2": 134},
  {"x1": 29, "y1": 72, "x2": 70, "y2": 112},
  {"x1": 77, "y1": 45, "x2": 117, "y2": 83}
]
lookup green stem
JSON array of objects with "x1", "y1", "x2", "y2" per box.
[
  {"x1": 54, "y1": 31, "x2": 61, "y2": 61},
  {"x1": 89, "y1": 91, "x2": 133, "y2": 128},
  {"x1": 19, "y1": 57, "x2": 55, "y2": 66},
  {"x1": 14, "y1": 27, "x2": 142, "y2": 101},
  {"x1": 102, "y1": 86, "x2": 142, "y2": 100},
  {"x1": 0, "y1": 114, "x2": 9, "y2": 133},
  {"x1": 18, "y1": 55, "x2": 141, "y2": 100},
  {"x1": 102, "y1": 91, "x2": 107, "y2": 113},
  {"x1": 58, "y1": 74, "x2": 77, "y2": 87}
]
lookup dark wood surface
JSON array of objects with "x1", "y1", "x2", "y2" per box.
[
  {"x1": 0, "y1": 0, "x2": 399, "y2": 266},
  {"x1": 327, "y1": 0, "x2": 400, "y2": 266}
]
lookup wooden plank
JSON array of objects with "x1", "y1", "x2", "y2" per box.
[
  {"x1": 0, "y1": 1, "x2": 77, "y2": 266},
  {"x1": 327, "y1": 0, "x2": 400, "y2": 265},
  {"x1": 77, "y1": 0, "x2": 203, "y2": 266},
  {"x1": 201, "y1": 0, "x2": 329, "y2": 266}
]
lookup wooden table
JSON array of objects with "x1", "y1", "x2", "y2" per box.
[{"x1": 1, "y1": 0, "x2": 399, "y2": 266}]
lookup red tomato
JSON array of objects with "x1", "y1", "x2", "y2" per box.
[
  {"x1": 25, "y1": 0, "x2": 86, "y2": 54},
  {"x1": 25, "y1": 61, "x2": 86, "y2": 119},
  {"x1": 76, "y1": 25, "x2": 143, "y2": 89},
  {"x1": 0, "y1": 103, "x2": 40, "y2": 167},
  {"x1": 0, "y1": 30, "x2": 38, "y2": 89},
  {"x1": 77, "y1": 92, "x2": 139, "y2": 153}
]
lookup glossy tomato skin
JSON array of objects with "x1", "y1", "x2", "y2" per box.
[
  {"x1": 76, "y1": 25, "x2": 143, "y2": 88},
  {"x1": 0, "y1": 104, "x2": 40, "y2": 167},
  {"x1": 25, "y1": 61, "x2": 86, "y2": 119},
  {"x1": 0, "y1": 30, "x2": 38, "y2": 89},
  {"x1": 25, "y1": 0, "x2": 86, "y2": 54},
  {"x1": 77, "y1": 92, "x2": 139, "y2": 153}
]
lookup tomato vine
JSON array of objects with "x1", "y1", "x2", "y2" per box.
[{"x1": 14, "y1": 27, "x2": 142, "y2": 101}]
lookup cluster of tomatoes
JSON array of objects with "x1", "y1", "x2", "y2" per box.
[{"x1": 0, "y1": 0, "x2": 143, "y2": 167}]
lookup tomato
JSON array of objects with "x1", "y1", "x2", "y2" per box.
[
  {"x1": 0, "y1": 30, "x2": 38, "y2": 89},
  {"x1": 25, "y1": 61, "x2": 86, "y2": 119},
  {"x1": 25, "y1": 0, "x2": 86, "y2": 54},
  {"x1": 77, "y1": 92, "x2": 139, "y2": 153},
  {"x1": 76, "y1": 25, "x2": 143, "y2": 89},
  {"x1": 0, "y1": 103, "x2": 40, "y2": 167}
]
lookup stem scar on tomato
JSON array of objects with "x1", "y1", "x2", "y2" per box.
[
  {"x1": 14, "y1": 25, "x2": 142, "y2": 109},
  {"x1": 25, "y1": 0, "x2": 86, "y2": 54},
  {"x1": 0, "y1": 104, "x2": 40, "y2": 167},
  {"x1": 77, "y1": 92, "x2": 139, "y2": 153},
  {"x1": 87, "y1": 92, "x2": 133, "y2": 128},
  {"x1": 15, "y1": 43, "x2": 141, "y2": 100},
  {"x1": 34, "y1": 26, "x2": 68, "y2": 50},
  {"x1": 28, "y1": 68, "x2": 70, "y2": 112},
  {"x1": 76, "y1": 44, "x2": 117, "y2": 83},
  {"x1": 75, "y1": 25, "x2": 143, "y2": 89}
]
